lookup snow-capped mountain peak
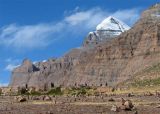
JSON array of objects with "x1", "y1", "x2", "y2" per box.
[
  {"x1": 96, "y1": 16, "x2": 130, "y2": 32},
  {"x1": 83, "y1": 16, "x2": 131, "y2": 47}
]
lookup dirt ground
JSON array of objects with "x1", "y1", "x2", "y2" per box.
[{"x1": 0, "y1": 95, "x2": 160, "y2": 114}]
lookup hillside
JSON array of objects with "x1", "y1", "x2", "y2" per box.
[{"x1": 10, "y1": 4, "x2": 160, "y2": 91}]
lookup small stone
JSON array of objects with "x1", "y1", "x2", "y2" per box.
[
  {"x1": 127, "y1": 93, "x2": 134, "y2": 97},
  {"x1": 111, "y1": 105, "x2": 119, "y2": 112},
  {"x1": 32, "y1": 97, "x2": 40, "y2": 100},
  {"x1": 46, "y1": 111, "x2": 53, "y2": 114},
  {"x1": 108, "y1": 98, "x2": 115, "y2": 102},
  {"x1": 123, "y1": 100, "x2": 134, "y2": 111},
  {"x1": 134, "y1": 111, "x2": 138, "y2": 114},
  {"x1": 155, "y1": 105, "x2": 160, "y2": 108},
  {"x1": 43, "y1": 96, "x2": 52, "y2": 101},
  {"x1": 120, "y1": 105, "x2": 126, "y2": 110},
  {"x1": 121, "y1": 98, "x2": 126, "y2": 105}
]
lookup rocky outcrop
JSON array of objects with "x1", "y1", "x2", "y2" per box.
[{"x1": 10, "y1": 4, "x2": 160, "y2": 90}]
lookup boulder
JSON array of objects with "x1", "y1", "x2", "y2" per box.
[
  {"x1": 16, "y1": 96, "x2": 27, "y2": 102},
  {"x1": 120, "y1": 98, "x2": 134, "y2": 111},
  {"x1": 124, "y1": 100, "x2": 134, "y2": 110}
]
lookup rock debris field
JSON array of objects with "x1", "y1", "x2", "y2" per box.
[{"x1": 0, "y1": 94, "x2": 160, "y2": 114}]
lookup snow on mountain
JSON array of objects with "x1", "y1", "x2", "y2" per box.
[
  {"x1": 96, "y1": 16, "x2": 130, "y2": 33},
  {"x1": 84, "y1": 16, "x2": 130, "y2": 47}
]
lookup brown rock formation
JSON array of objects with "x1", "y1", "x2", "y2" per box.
[{"x1": 9, "y1": 4, "x2": 160, "y2": 90}]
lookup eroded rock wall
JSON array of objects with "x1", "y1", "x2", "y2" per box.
[{"x1": 9, "y1": 4, "x2": 160, "y2": 90}]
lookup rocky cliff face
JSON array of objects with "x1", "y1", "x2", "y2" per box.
[{"x1": 10, "y1": 4, "x2": 160, "y2": 90}]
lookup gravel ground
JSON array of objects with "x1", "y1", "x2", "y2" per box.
[{"x1": 0, "y1": 95, "x2": 160, "y2": 114}]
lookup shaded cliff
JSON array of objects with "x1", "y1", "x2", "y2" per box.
[{"x1": 10, "y1": 4, "x2": 160, "y2": 90}]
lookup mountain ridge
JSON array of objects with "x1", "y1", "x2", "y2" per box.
[
  {"x1": 10, "y1": 4, "x2": 160, "y2": 91},
  {"x1": 96, "y1": 16, "x2": 130, "y2": 32},
  {"x1": 83, "y1": 16, "x2": 130, "y2": 47}
]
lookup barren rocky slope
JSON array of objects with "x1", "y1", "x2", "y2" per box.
[{"x1": 10, "y1": 4, "x2": 160, "y2": 90}]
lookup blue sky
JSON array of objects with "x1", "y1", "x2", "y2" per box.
[{"x1": 0, "y1": 0, "x2": 159, "y2": 86}]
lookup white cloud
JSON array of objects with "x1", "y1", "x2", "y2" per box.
[
  {"x1": 4, "y1": 58, "x2": 21, "y2": 71},
  {"x1": 65, "y1": 7, "x2": 140, "y2": 28},
  {"x1": 65, "y1": 8, "x2": 107, "y2": 29},
  {"x1": 0, "y1": 7, "x2": 141, "y2": 50},
  {"x1": 5, "y1": 64, "x2": 20, "y2": 71},
  {"x1": 112, "y1": 8, "x2": 141, "y2": 26},
  {"x1": 42, "y1": 60, "x2": 47, "y2": 62},
  {"x1": 0, "y1": 23, "x2": 64, "y2": 49}
]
